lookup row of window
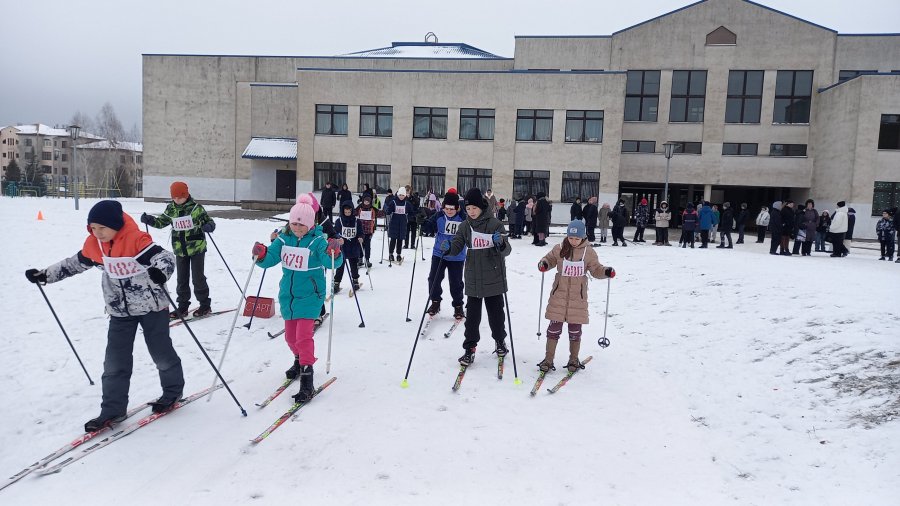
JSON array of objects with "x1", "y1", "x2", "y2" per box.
[
  {"x1": 626, "y1": 69, "x2": 814, "y2": 124},
  {"x1": 621, "y1": 141, "x2": 808, "y2": 157},
  {"x1": 312, "y1": 162, "x2": 599, "y2": 203},
  {"x1": 17, "y1": 138, "x2": 69, "y2": 148},
  {"x1": 316, "y1": 105, "x2": 605, "y2": 143}
]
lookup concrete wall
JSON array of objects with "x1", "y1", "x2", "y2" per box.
[
  {"x1": 833, "y1": 35, "x2": 900, "y2": 82},
  {"x1": 513, "y1": 37, "x2": 611, "y2": 70},
  {"x1": 295, "y1": 69, "x2": 625, "y2": 201}
]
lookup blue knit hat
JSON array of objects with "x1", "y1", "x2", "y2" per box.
[
  {"x1": 567, "y1": 220, "x2": 586, "y2": 239},
  {"x1": 87, "y1": 200, "x2": 125, "y2": 230}
]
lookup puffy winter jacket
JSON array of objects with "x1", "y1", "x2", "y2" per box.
[
  {"x1": 876, "y1": 218, "x2": 895, "y2": 240},
  {"x1": 655, "y1": 207, "x2": 672, "y2": 228},
  {"x1": 385, "y1": 197, "x2": 413, "y2": 239},
  {"x1": 334, "y1": 215, "x2": 364, "y2": 259},
  {"x1": 719, "y1": 208, "x2": 734, "y2": 232},
  {"x1": 830, "y1": 207, "x2": 848, "y2": 233},
  {"x1": 148, "y1": 197, "x2": 214, "y2": 257},
  {"x1": 634, "y1": 204, "x2": 649, "y2": 226},
  {"x1": 583, "y1": 204, "x2": 599, "y2": 228},
  {"x1": 598, "y1": 207, "x2": 611, "y2": 229},
  {"x1": 257, "y1": 226, "x2": 343, "y2": 320},
  {"x1": 446, "y1": 212, "x2": 511, "y2": 298},
  {"x1": 698, "y1": 206, "x2": 714, "y2": 230},
  {"x1": 423, "y1": 211, "x2": 466, "y2": 262},
  {"x1": 756, "y1": 210, "x2": 770, "y2": 227},
  {"x1": 570, "y1": 202, "x2": 584, "y2": 221},
  {"x1": 541, "y1": 240, "x2": 608, "y2": 324},
  {"x1": 682, "y1": 209, "x2": 698, "y2": 232},
  {"x1": 45, "y1": 213, "x2": 175, "y2": 317}
]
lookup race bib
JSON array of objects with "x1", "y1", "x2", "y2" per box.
[
  {"x1": 280, "y1": 245, "x2": 311, "y2": 271},
  {"x1": 393, "y1": 205, "x2": 406, "y2": 215},
  {"x1": 470, "y1": 231, "x2": 494, "y2": 250},
  {"x1": 562, "y1": 259, "x2": 585, "y2": 277},
  {"x1": 103, "y1": 256, "x2": 147, "y2": 280},
  {"x1": 443, "y1": 220, "x2": 460, "y2": 236},
  {"x1": 342, "y1": 226, "x2": 357, "y2": 239},
  {"x1": 359, "y1": 210, "x2": 373, "y2": 221},
  {"x1": 172, "y1": 215, "x2": 195, "y2": 231}
]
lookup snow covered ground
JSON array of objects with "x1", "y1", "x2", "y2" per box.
[{"x1": 0, "y1": 196, "x2": 897, "y2": 505}]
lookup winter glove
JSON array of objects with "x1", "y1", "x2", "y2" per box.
[
  {"x1": 538, "y1": 260, "x2": 550, "y2": 272},
  {"x1": 439, "y1": 240, "x2": 451, "y2": 254},
  {"x1": 492, "y1": 231, "x2": 503, "y2": 245},
  {"x1": 252, "y1": 242, "x2": 268, "y2": 259},
  {"x1": 270, "y1": 228, "x2": 281, "y2": 242},
  {"x1": 201, "y1": 221, "x2": 216, "y2": 233},
  {"x1": 326, "y1": 238, "x2": 343, "y2": 258},
  {"x1": 604, "y1": 267, "x2": 616, "y2": 278},
  {"x1": 25, "y1": 268, "x2": 47, "y2": 284},
  {"x1": 140, "y1": 213, "x2": 155, "y2": 225},
  {"x1": 146, "y1": 267, "x2": 167, "y2": 285}
]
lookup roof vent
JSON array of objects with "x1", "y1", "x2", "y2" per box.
[
  {"x1": 706, "y1": 26, "x2": 736, "y2": 46},
  {"x1": 425, "y1": 32, "x2": 438, "y2": 43}
]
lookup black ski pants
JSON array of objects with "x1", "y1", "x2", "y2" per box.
[
  {"x1": 427, "y1": 257, "x2": 464, "y2": 307},
  {"x1": 700, "y1": 230, "x2": 710, "y2": 247},
  {"x1": 361, "y1": 234, "x2": 372, "y2": 262},
  {"x1": 101, "y1": 310, "x2": 184, "y2": 417},
  {"x1": 586, "y1": 226, "x2": 596, "y2": 243},
  {"x1": 462, "y1": 294, "x2": 506, "y2": 350},
  {"x1": 334, "y1": 258, "x2": 359, "y2": 285},
  {"x1": 756, "y1": 227, "x2": 766, "y2": 242},
  {"x1": 175, "y1": 252, "x2": 210, "y2": 309}
]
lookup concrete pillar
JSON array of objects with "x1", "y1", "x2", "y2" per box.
[{"x1": 704, "y1": 184, "x2": 712, "y2": 202}]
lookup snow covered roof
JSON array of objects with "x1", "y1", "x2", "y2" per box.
[
  {"x1": 6, "y1": 123, "x2": 104, "y2": 139},
  {"x1": 241, "y1": 137, "x2": 297, "y2": 160},
  {"x1": 340, "y1": 42, "x2": 503, "y2": 59},
  {"x1": 79, "y1": 140, "x2": 143, "y2": 152}
]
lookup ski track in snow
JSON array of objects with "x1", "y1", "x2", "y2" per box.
[{"x1": 0, "y1": 198, "x2": 897, "y2": 505}]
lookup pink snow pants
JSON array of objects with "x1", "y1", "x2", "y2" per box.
[{"x1": 284, "y1": 318, "x2": 316, "y2": 365}]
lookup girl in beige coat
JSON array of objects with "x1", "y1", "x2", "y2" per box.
[{"x1": 537, "y1": 220, "x2": 615, "y2": 372}]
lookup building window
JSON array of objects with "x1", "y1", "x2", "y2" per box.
[
  {"x1": 136, "y1": 155, "x2": 142, "y2": 163},
  {"x1": 315, "y1": 105, "x2": 348, "y2": 135},
  {"x1": 61, "y1": 141, "x2": 68, "y2": 149},
  {"x1": 878, "y1": 114, "x2": 900, "y2": 150},
  {"x1": 313, "y1": 161, "x2": 347, "y2": 190},
  {"x1": 561, "y1": 171, "x2": 600, "y2": 203},
  {"x1": 769, "y1": 144, "x2": 807, "y2": 157},
  {"x1": 41, "y1": 165, "x2": 52, "y2": 173},
  {"x1": 411, "y1": 166, "x2": 446, "y2": 195},
  {"x1": 839, "y1": 70, "x2": 877, "y2": 82},
  {"x1": 120, "y1": 155, "x2": 127, "y2": 164},
  {"x1": 706, "y1": 26, "x2": 736, "y2": 45},
  {"x1": 624, "y1": 70, "x2": 660, "y2": 122},
  {"x1": 43, "y1": 139, "x2": 51, "y2": 148},
  {"x1": 622, "y1": 140, "x2": 656, "y2": 153},
  {"x1": 459, "y1": 108, "x2": 495, "y2": 140},
  {"x1": 25, "y1": 139, "x2": 32, "y2": 147},
  {"x1": 513, "y1": 170, "x2": 550, "y2": 198},
  {"x1": 726, "y1": 70, "x2": 763, "y2": 123},
  {"x1": 359, "y1": 106, "x2": 393, "y2": 137},
  {"x1": 670, "y1": 70, "x2": 707, "y2": 122},
  {"x1": 358, "y1": 163, "x2": 391, "y2": 193},
  {"x1": 774, "y1": 70, "x2": 813, "y2": 124},
  {"x1": 565, "y1": 110, "x2": 603, "y2": 142},
  {"x1": 413, "y1": 107, "x2": 448, "y2": 139},
  {"x1": 41, "y1": 151, "x2": 52, "y2": 161},
  {"x1": 516, "y1": 109, "x2": 553, "y2": 141},
  {"x1": 722, "y1": 143, "x2": 758, "y2": 155},
  {"x1": 669, "y1": 141, "x2": 702, "y2": 154},
  {"x1": 873, "y1": 181, "x2": 900, "y2": 216},
  {"x1": 457, "y1": 168, "x2": 492, "y2": 195}
]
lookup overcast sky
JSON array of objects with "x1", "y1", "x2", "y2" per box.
[{"x1": 1, "y1": 0, "x2": 897, "y2": 134}]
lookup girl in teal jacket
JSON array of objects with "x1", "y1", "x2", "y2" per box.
[{"x1": 252, "y1": 194, "x2": 342, "y2": 402}]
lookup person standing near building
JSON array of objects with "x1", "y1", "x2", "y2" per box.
[
  {"x1": 767, "y1": 201, "x2": 783, "y2": 254},
  {"x1": 756, "y1": 205, "x2": 770, "y2": 243},
  {"x1": 698, "y1": 202, "x2": 714, "y2": 248},
  {"x1": 583, "y1": 196, "x2": 599, "y2": 244},
  {"x1": 337, "y1": 183, "x2": 353, "y2": 207},
  {"x1": 844, "y1": 207, "x2": 857, "y2": 256},
  {"x1": 141, "y1": 181, "x2": 216, "y2": 318},
  {"x1": 710, "y1": 204, "x2": 720, "y2": 244},
  {"x1": 570, "y1": 197, "x2": 584, "y2": 222},
  {"x1": 361, "y1": 183, "x2": 375, "y2": 202},
  {"x1": 779, "y1": 200, "x2": 795, "y2": 256},
  {"x1": 815, "y1": 210, "x2": 831, "y2": 252},
  {"x1": 533, "y1": 192, "x2": 551, "y2": 246},
  {"x1": 716, "y1": 202, "x2": 734, "y2": 249},
  {"x1": 680, "y1": 203, "x2": 698, "y2": 248},
  {"x1": 610, "y1": 200, "x2": 628, "y2": 247},
  {"x1": 598, "y1": 203, "x2": 611, "y2": 243},
  {"x1": 485, "y1": 189, "x2": 498, "y2": 217},
  {"x1": 632, "y1": 198, "x2": 649, "y2": 242},
  {"x1": 507, "y1": 198, "x2": 520, "y2": 238},
  {"x1": 828, "y1": 201, "x2": 849, "y2": 257},
  {"x1": 654, "y1": 201, "x2": 671, "y2": 246},
  {"x1": 404, "y1": 191, "x2": 420, "y2": 249},
  {"x1": 438, "y1": 188, "x2": 512, "y2": 366},
  {"x1": 876, "y1": 209, "x2": 895, "y2": 261},
  {"x1": 385, "y1": 186, "x2": 412, "y2": 264},
  {"x1": 421, "y1": 192, "x2": 466, "y2": 319},
  {"x1": 799, "y1": 199, "x2": 818, "y2": 256},
  {"x1": 320, "y1": 181, "x2": 337, "y2": 219},
  {"x1": 736, "y1": 203, "x2": 749, "y2": 244}
]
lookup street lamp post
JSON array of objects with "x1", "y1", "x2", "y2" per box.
[
  {"x1": 662, "y1": 141, "x2": 678, "y2": 205},
  {"x1": 68, "y1": 125, "x2": 81, "y2": 210}
]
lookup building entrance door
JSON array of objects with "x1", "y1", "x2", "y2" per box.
[{"x1": 275, "y1": 170, "x2": 296, "y2": 200}]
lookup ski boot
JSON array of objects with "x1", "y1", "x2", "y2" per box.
[
  {"x1": 538, "y1": 337, "x2": 558, "y2": 372},
  {"x1": 537, "y1": 359, "x2": 556, "y2": 372},
  {"x1": 426, "y1": 300, "x2": 441, "y2": 316},
  {"x1": 494, "y1": 339, "x2": 509, "y2": 357},
  {"x1": 389, "y1": 254, "x2": 395, "y2": 263},
  {"x1": 285, "y1": 355, "x2": 302, "y2": 379},
  {"x1": 566, "y1": 340, "x2": 585, "y2": 373},
  {"x1": 169, "y1": 306, "x2": 189, "y2": 320},
  {"x1": 333, "y1": 281, "x2": 342, "y2": 294},
  {"x1": 292, "y1": 365, "x2": 314, "y2": 403},
  {"x1": 352, "y1": 278, "x2": 361, "y2": 292},
  {"x1": 458, "y1": 348, "x2": 476, "y2": 366},
  {"x1": 397, "y1": 255, "x2": 404, "y2": 265},
  {"x1": 453, "y1": 304, "x2": 465, "y2": 320},
  {"x1": 193, "y1": 304, "x2": 212, "y2": 318},
  {"x1": 84, "y1": 413, "x2": 127, "y2": 433},
  {"x1": 148, "y1": 396, "x2": 180, "y2": 414}
]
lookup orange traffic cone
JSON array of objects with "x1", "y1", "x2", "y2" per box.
[{"x1": 37, "y1": 211, "x2": 45, "y2": 221}]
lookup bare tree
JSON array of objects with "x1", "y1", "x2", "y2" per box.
[
  {"x1": 127, "y1": 123, "x2": 142, "y2": 144},
  {"x1": 95, "y1": 102, "x2": 125, "y2": 147},
  {"x1": 70, "y1": 110, "x2": 95, "y2": 133}
]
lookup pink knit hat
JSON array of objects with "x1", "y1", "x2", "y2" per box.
[
  {"x1": 290, "y1": 194, "x2": 316, "y2": 228},
  {"x1": 298, "y1": 192, "x2": 320, "y2": 213}
]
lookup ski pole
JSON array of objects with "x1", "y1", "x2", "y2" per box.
[
  {"x1": 34, "y1": 284, "x2": 94, "y2": 385},
  {"x1": 503, "y1": 291, "x2": 521, "y2": 385},
  {"x1": 243, "y1": 268, "x2": 266, "y2": 330},
  {"x1": 401, "y1": 253, "x2": 446, "y2": 388},
  {"x1": 326, "y1": 253, "x2": 337, "y2": 374},
  {"x1": 598, "y1": 277, "x2": 611, "y2": 348},
  {"x1": 208, "y1": 258, "x2": 257, "y2": 401},
  {"x1": 404, "y1": 229, "x2": 423, "y2": 322},
  {"x1": 537, "y1": 271, "x2": 545, "y2": 337},
  {"x1": 366, "y1": 262, "x2": 374, "y2": 291},
  {"x1": 207, "y1": 232, "x2": 244, "y2": 299},
  {"x1": 379, "y1": 214, "x2": 388, "y2": 264},
  {"x1": 158, "y1": 285, "x2": 247, "y2": 416},
  {"x1": 352, "y1": 277, "x2": 366, "y2": 328}
]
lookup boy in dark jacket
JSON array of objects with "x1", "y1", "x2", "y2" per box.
[
  {"x1": 141, "y1": 181, "x2": 216, "y2": 318},
  {"x1": 876, "y1": 209, "x2": 895, "y2": 261},
  {"x1": 439, "y1": 188, "x2": 512, "y2": 365},
  {"x1": 385, "y1": 187, "x2": 413, "y2": 264},
  {"x1": 716, "y1": 202, "x2": 734, "y2": 248},
  {"x1": 334, "y1": 201, "x2": 364, "y2": 291},
  {"x1": 735, "y1": 203, "x2": 749, "y2": 244}
]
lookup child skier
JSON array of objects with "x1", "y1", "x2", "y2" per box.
[
  {"x1": 876, "y1": 209, "x2": 895, "y2": 261},
  {"x1": 439, "y1": 188, "x2": 512, "y2": 365},
  {"x1": 253, "y1": 194, "x2": 343, "y2": 402},
  {"x1": 385, "y1": 186, "x2": 413, "y2": 264},
  {"x1": 537, "y1": 220, "x2": 615, "y2": 372},
  {"x1": 141, "y1": 181, "x2": 216, "y2": 318},
  {"x1": 26, "y1": 200, "x2": 184, "y2": 431},
  {"x1": 355, "y1": 194, "x2": 377, "y2": 268},
  {"x1": 334, "y1": 200, "x2": 364, "y2": 291},
  {"x1": 421, "y1": 191, "x2": 466, "y2": 319}
]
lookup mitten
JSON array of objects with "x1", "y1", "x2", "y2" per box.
[
  {"x1": 252, "y1": 242, "x2": 268, "y2": 259},
  {"x1": 201, "y1": 221, "x2": 216, "y2": 233},
  {"x1": 538, "y1": 260, "x2": 550, "y2": 272},
  {"x1": 146, "y1": 267, "x2": 167, "y2": 284},
  {"x1": 604, "y1": 267, "x2": 616, "y2": 278},
  {"x1": 25, "y1": 268, "x2": 47, "y2": 284},
  {"x1": 140, "y1": 213, "x2": 155, "y2": 225}
]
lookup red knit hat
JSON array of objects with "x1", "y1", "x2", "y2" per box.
[{"x1": 170, "y1": 181, "x2": 189, "y2": 199}]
